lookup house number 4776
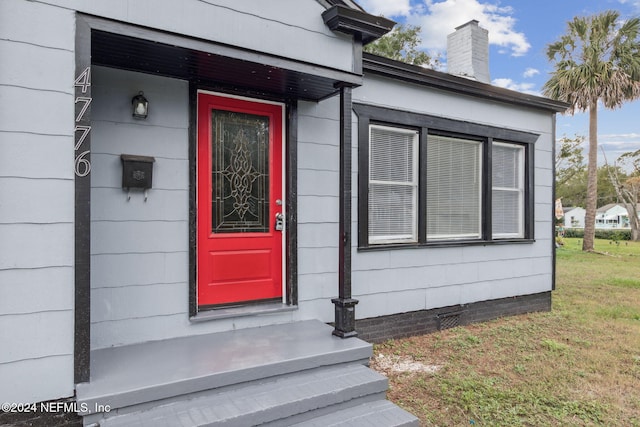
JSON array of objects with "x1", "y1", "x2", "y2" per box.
[{"x1": 74, "y1": 67, "x2": 92, "y2": 177}]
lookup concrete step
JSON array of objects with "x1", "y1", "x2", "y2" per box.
[
  {"x1": 78, "y1": 320, "x2": 372, "y2": 422},
  {"x1": 95, "y1": 364, "x2": 388, "y2": 427},
  {"x1": 290, "y1": 400, "x2": 420, "y2": 427}
]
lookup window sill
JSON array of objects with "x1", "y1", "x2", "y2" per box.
[
  {"x1": 358, "y1": 238, "x2": 535, "y2": 251},
  {"x1": 190, "y1": 302, "x2": 298, "y2": 323}
]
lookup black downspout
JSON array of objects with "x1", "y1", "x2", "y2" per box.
[{"x1": 332, "y1": 84, "x2": 358, "y2": 338}]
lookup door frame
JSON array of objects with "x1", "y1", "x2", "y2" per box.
[{"x1": 189, "y1": 85, "x2": 298, "y2": 317}]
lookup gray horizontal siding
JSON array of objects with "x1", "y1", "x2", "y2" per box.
[
  {"x1": 91, "y1": 221, "x2": 188, "y2": 255},
  {"x1": 0, "y1": 311, "x2": 74, "y2": 364},
  {"x1": 90, "y1": 67, "x2": 191, "y2": 349},
  {"x1": 0, "y1": 223, "x2": 74, "y2": 270},
  {"x1": 0, "y1": 0, "x2": 74, "y2": 50},
  {"x1": 92, "y1": 283, "x2": 187, "y2": 323},
  {"x1": 296, "y1": 99, "x2": 341, "y2": 312},
  {"x1": 0, "y1": 178, "x2": 74, "y2": 224},
  {"x1": 0, "y1": 267, "x2": 74, "y2": 315},
  {"x1": 298, "y1": 195, "x2": 340, "y2": 224},
  {"x1": 42, "y1": 0, "x2": 354, "y2": 73},
  {"x1": 91, "y1": 252, "x2": 187, "y2": 289},
  {"x1": 0, "y1": 86, "x2": 73, "y2": 135},
  {"x1": 91, "y1": 188, "x2": 188, "y2": 222},
  {"x1": 0, "y1": 39, "x2": 74, "y2": 92},
  {"x1": 0, "y1": 134, "x2": 74, "y2": 179},
  {"x1": 0, "y1": 355, "x2": 74, "y2": 404},
  {"x1": 0, "y1": 0, "x2": 75, "y2": 404},
  {"x1": 297, "y1": 272, "x2": 339, "y2": 302},
  {"x1": 91, "y1": 122, "x2": 189, "y2": 159}
]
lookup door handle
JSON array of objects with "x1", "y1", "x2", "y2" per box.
[{"x1": 275, "y1": 212, "x2": 284, "y2": 231}]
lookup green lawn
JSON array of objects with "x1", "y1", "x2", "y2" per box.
[{"x1": 374, "y1": 238, "x2": 640, "y2": 426}]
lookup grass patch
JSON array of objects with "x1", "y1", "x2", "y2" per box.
[
  {"x1": 609, "y1": 277, "x2": 640, "y2": 289},
  {"x1": 374, "y1": 238, "x2": 640, "y2": 426}
]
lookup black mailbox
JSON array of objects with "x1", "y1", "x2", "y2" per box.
[{"x1": 121, "y1": 154, "x2": 155, "y2": 190}]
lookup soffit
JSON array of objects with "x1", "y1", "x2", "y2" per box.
[{"x1": 89, "y1": 18, "x2": 362, "y2": 101}]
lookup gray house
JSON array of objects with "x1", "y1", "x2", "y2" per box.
[{"x1": 0, "y1": 0, "x2": 567, "y2": 425}]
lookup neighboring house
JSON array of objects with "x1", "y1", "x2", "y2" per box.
[
  {"x1": 596, "y1": 203, "x2": 631, "y2": 229},
  {"x1": 563, "y1": 207, "x2": 586, "y2": 228},
  {"x1": 0, "y1": 1, "x2": 567, "y2": 426}
]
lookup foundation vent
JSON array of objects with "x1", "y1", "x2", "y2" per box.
[{"x1": 437, "y1": 311, "x2": 463, "y2": 331}]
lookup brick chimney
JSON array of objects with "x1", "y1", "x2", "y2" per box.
[{"x1": 446, "y1": 20, "x2": 490, "y2": 84}]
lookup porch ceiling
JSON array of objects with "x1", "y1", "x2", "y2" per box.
[{"x1": 91, "y1": 29, "x2": 356, "y2": 101}]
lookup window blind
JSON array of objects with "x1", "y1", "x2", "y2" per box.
[
  {"x1": 492, "y1": 142, "x2": 524, "y2": 238},
  {"x1": 368, "y1": 125, "x2": 418, "y2": 243},
  {"x1": 426, "y1": 134, "x2": 482, "y2": 240}
]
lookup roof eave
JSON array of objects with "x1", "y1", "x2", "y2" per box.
[
  {"x1": 322, "y1": 5, "x2": 396, "y2": 45},
  {"x1": 363, "y1": 52, "x2": 570, "y2": 113}
]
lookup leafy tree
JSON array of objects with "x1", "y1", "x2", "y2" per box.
[
  {"x1": 556, "y1": 134, "x2": 585, "y2": 187},
  {"x1": 364, "y1": 24, "x2": 435, "y2": 67},
  {"x1": 602, "y1": 149, "x2": 640, "y2": 240},
  {"x1": 556, "y1": 165, "x2": 624, "y2": 207},
  {"x1": 543, "y1": 10, "x2": 640, "y2": 251},
  {"x1": 598, "y1": 165, "x2": 627, "y2": 205},
  {"x1": 556, "y1": 169, "x2": 587, "y2": 207}
]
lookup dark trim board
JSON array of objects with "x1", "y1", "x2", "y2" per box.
[
  {"x1": 188, "y1": 82, "x2": 198, "y2": 318},
  {"x1": 551, "y1": 116, "x2": 558, "y2": 291},
  {"x1": 356, "y1": 292, "x2": 552, "y2": 343},
  {"x1": 74, "y1": 15, "x2": 92, "y2": 385},
  {"x1": 286, "y1": 100, "x2": 299, "y2": 306}
]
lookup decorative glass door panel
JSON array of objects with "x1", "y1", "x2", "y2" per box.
[
  {"x1": 197, "y1": 93, "x2": 284, "y2": 308},
  {"x1": 212, "y1": 111, "x2": 269, "y2": 233}
]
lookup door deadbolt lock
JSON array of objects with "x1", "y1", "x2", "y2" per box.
[{"x1": 275, "y1": 212, "x2": 285, "y2": 231}]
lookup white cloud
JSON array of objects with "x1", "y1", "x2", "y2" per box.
[
  {"x1": 523, "y1": 68, "x2": 539, "y2": 78},
  {"x1": 600, "y1": 133, "x2": 640, "y2": 141},
  {"x1": 598, "y1": 133, "x2": 640, "y2": 165},
  {"x1": 617, "y1": 0, "x2": 640, "y2": 11},
  {"x1": 492, "y1": 78, "x2": 539, "y2": 95},
  {"x1": 405, "y1": 0, "x2": 530, "y2": 57},
  {"x1": 357, "y1": 0, "x2": 412, "y2": 17}
]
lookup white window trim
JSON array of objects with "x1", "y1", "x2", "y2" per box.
[
  {"x1": 368, "y1": 124, "x2": 419, "y2": 244},
  {"x1": 492, "y1": 141, "x2": 525, "y2": 239}
]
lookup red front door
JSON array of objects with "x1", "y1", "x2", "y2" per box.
[{"x1": 197, "y1": 92, "x2": 284, "y2": 307}]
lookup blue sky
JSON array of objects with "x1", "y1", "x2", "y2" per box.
[{"x1": 357, "y1": 0, "x2": 640, "y2": 166}]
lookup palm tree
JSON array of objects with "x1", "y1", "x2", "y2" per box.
[{"x1": 543, "y1": 10, "x2": 640, "y2": 251}]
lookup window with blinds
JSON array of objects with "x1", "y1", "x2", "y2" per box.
[
  {"x1": 426, "y1": 134, "x2": 482, "y2": 240},
  {"x1": 492, "y1": 142, "x2": 525, "y2": 238},
  {"x1": 356, "y1": 103, "x2": 535, "y2": 248},
  {"x1": 368, "y1": 125, "x2": 418, "y2": 244}
]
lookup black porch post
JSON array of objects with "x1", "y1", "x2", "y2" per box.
[{"x1": 332, "y1": 84, "x2": 358, "y2": 338}]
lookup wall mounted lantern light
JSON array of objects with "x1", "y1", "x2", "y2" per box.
[{"x1": 131, "y1": 91, "x2": 149, "y2": 119}]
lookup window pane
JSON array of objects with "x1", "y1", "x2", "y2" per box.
[
  {"x1": 369, "y1": 183, "x2": 416, "y2": 241},
  {"x1": 492, "y1": 142, "x2": 524, "y2": 238},
  {"x1": 427, "y1": 135, "x2": 482, "y2": 240},
  {"x1": 369, "y1": 125, "x2": 418, "y2": 243}
]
